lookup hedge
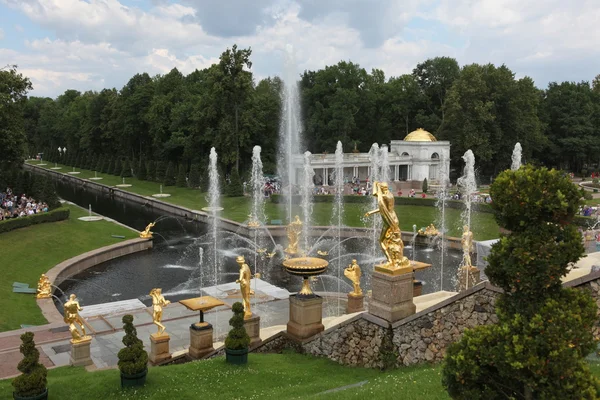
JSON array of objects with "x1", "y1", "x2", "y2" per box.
[{"x1": 0, "y1": 207, "x2": 70, "y2": 234}]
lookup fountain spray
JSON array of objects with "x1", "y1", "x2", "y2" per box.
[
  {"x1": 367, "y1": 144, "x2": 381, "y2": 261},
  {"x1": 436, "y1": 151, "x2": 450, "y2": 291},
  {"x1": 457, "y1": 150, "x2": 477, "y2": 290},
  {"x1": 250, "y1": 146, "x2": 266, "y2": 225},
  {"x1": 333, "y1": 141, "x2": 345, "y2": 315},
  {"x1": 208, "y1": 147, "x2": 221, "y2": 336},
  {"x1": 511, "y1": 142, "x2": 522, "y2": 171},
  {"x1": 300, "y1": 151, "x2": 315, "y2": 252}
]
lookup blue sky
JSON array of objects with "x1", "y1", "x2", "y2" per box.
[{"x1": 0, "y1": 0, "x2": 598, "y2": 97}]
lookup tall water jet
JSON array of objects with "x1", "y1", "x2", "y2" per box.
[
  {"x1": 277, "y1": 44, "x2": 303, "y2": 223},
  {"x1": 367, "y1": 144, "x2": 382, "y2": 261},
  {"x1": 332, "y1": 141, "x2": 345, "y2": 315},
  {"x1": 249, "y1": 146, "x2": 266, "y2": 225},
  {"x1": 379, "y1": 145, "x2": 391, "y2": 183},
  {"x1": 511, "y1": 142, "x2": 522, "y2": 171},
  {"x1": 300, "y1": 151, "x2": 315, "y2": 252},
  {"x1": 457, "y1": 149, "x2": 478, "y2": 291},
  {"x1": 207, "y1": 148, "x2": 221, "y2": 287},
  {"x1": 436, "y1": 152, "x2": 450, "y2": 291}
]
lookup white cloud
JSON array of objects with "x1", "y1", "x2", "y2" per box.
[
  {"x1": 0, "y1": 28, "x2": 4, "y2": 40},
  {"x1": 14, "y1": 24, "x2": 24, "y2": 32}
]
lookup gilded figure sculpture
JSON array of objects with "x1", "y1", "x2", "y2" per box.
[
  {"x1": 36, "y1": 274, "x2": 52, "y2": 299},
  {"x1": 365, "y1": 181, "x2": 410, "y2": 271},
  {"x1": 284, "y1": 215, "x2": 303, "y2": 255},
  {"x1": 149, "y1": 288, "x2": 170, "y2": 336},
  {"x1": 140, "y1": 222, "x2": 155, "y2": 239},
  {"x1": 63, "y1": 294, "x2": 90, "y2": 342},
  {"x1": 461, "y1": 225, "x2": 473, "y2": 268},
  {"x1": 344, "y1": 259, "x2": 363, "y2": 296},
  {"x1": 236, "y1": 256, "x2": 259, "y2": 318},
  {"x1": 418, "y1": 224, "x2": 439, "y2": 237},
  {"x1": 247, "y1": 214, "x2": 260, "y2": 228}
]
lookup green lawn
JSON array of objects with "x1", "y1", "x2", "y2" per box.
[
  {"x1": 0, "y1": 204, "x2": 137, "y2": 332},
  {"x1": 0, "y1": 353, "x2": 450, "y2": 400},
  {"x1": 29, "y1": 161, "x2": 500, "y2": 240}
]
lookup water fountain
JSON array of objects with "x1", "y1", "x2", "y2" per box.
[
  {"x1": 89, "y1": 171, "x2": 102, "y2": 181},
  {"x1": 332, "y1": 141, "x2": 345, "y2": 315},
  {"x1": 300, "y1": 151, "x2": 315, "y2": 252},
  {"x1": 457, "y1": 150, "x2": 479, "y2": 290},
  {"x1": 153, "y1": 184, "x2": 171, "y2": 198},
  {"x1": 379, "y1": 145, "x2": 391, "y2": 183},
  {"x1": 511, "y1": 142, "x2": 522, "y2": 171},
  {"x1": 277, "y1": 44, "x2": 303, "y2": 224},
  {"x1": 436, "y1": 152, "x2": 450, "y2": 291},
  {"x1": 68, "y1": 166, "x2": 80, "y2": 175},
  {"x1": 367, "y1": 144, "x2": 382, "y2": 263},
  {"x1": 116, "y1": 177, "x2": 132, "y2": 188},
  {"x1": 249, "y1": 146, "x2": 265, "y2": 227},
  {"x1": 78, "y1": 204, "x2": 103, "y2": 222}
]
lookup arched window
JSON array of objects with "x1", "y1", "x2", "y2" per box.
[
  {"x1": 431, "y1": 152, "x2": 440, "y2": 159},
  {"x1": 401, "y1": 152, "x2": 409, "y2": 157}
]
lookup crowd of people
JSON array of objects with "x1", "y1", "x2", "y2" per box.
[{"x1": 0, "y1": 187, "x2": 49, "y2": 221}]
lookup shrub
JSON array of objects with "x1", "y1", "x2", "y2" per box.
[
  {"x1": 422, "y1": 178, "x2": 428, "y2": 193},
  {"x1": 137, "y1": 159, "x2": 147, "y2": 181},
  {"x1": 111, "y1": 159, "x2": 121, "y2": 176},
  {"x1": 0, "y1": 207, "x2": 69, "y2": 234},
  {"x1": 102, "y1": 158, "x2": 112, "y2": 174},
  {"x1": 155, "y1": 161, "x2": 166, "y2": 183},
  {"x1": 225, "y1": 169, "x2": 244, "y2": 197},
  {"x1": 224, "y1": 302, "x2": 250, "y2": 350},
  {"x1": 163, "y1": 162, "x2": 176, "y2": 186},
  {"x1": 176, "y1": 163, "x2": 187, "y2": 187},
  {"x1": 12, "y1": 332, "x2": 47, "y2": 398},
  {"x1": 117, "y1": 315, "x2": 148, "y2": 376},
  {"x1": 120, "y1": 159, "x2": 133, "y2": 178},
  {"x1": 188, "y1": 163, "x2": 201, "y2": 188},
  {"x1": 442, "y1": 165, "x2": 599, "y2": 399},
  {"x1": 41, "y1": 178, "x2": 61, "y2": 210},
  {"x1": 95, "y1": 155, "x2": 104, "y2": 172}
]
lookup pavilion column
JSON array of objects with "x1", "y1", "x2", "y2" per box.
[
  {"x1": 394, "y1": 165, "x2": 399, "y2": 181},
  {"x1": 324, "y1": 167, "x2": 329, "y2": 185}
]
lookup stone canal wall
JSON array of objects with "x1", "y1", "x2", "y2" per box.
[
  {"x1": 254, "y1": 275, "x2": 600, "y2": 369},
  {"x1": 37, "y1": 238, "x2": 153, "y2": 324}
]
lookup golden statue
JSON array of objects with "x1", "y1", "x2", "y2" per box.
[
  {"x1": 461, "y1": 225, "x2": 473, "y2": 268},
  {"x1": 247, "y1": 214, "x2": 260, "y2": 228},
  {"x1": 36, "y1": 274, "x2": 52, "y2": 299},
  {"x1": 236, "y1": 256, "x2": 259, "y2": 318},
  {"x1": 365, "y1": 181, "x2": 410, "y2": 272},
  {"x1": 266, "y1": 251, "x2": 276, "y2": 259},
  {"x1": 418, "y1": 224, "x2": 439, "y2": 237},
  {"x1": 317, "y1": 250, "x2": 329, "y2": 256},
  {"x1": 149, "y1": 288, "x2": 170, "y2": 336},
  {"x1": 63, "y1": 294, "x2": 90, "y2": 343},
  {"x1": 140, "y1": 222, "x2": 155, "y2": 239},
  {"x1": 285, "y1": 215, "x2": 303, "y2": 255},
  {"x1": 344, "y1": 259, "x2": 363, "y2": 296}
]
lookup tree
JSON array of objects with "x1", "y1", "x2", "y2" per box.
[
  {"x1": 95, "y1": 155, "x2": 103, "y2": 172},
  {"x1": 163, "y1": 162, "x2": 176, "y2": 186},
  {"x1": 442, "y1": 166, "x2": 598, "y2": 399},
  {"x1": 137, "y1": 159, "x2": 147, "y2": 180},
  {"x1": 176, "y1": 163, "x2": 187, "y2": 187},
  {"x1": 117, "y1": 315, "x2": 147, "y2": 376},
  {"x1": 12, "y1": 332, "x2": 47, "y2": 398},
  {"x1": 0, "y1": 65, "x2": 33, "y2": 181},
  {"x1": 155, "y1": 161, "x2": 166, "y2": 182},
  {"x1": 421, "y1": 178, "x2": 428, "y2": 193},
  {"x1": 103, "y1": 158, "x2": 113, "y2": 174},
  {"x1": 225, "y1": 168, "x2": 244, "y2": 197},
  {"x1": 41, "y1": 179, "x2": 61, "y2": 210},
  {"x1": 146, "y1": 160, "x2": 155, "y2": 182},
  {"x1": 188, "y1": 163, "x2": 201, "y2": 188}
]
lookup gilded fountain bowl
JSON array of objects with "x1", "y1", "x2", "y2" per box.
[{"x1": 282, "y1": 257, "x2": 329, "y2": 277}]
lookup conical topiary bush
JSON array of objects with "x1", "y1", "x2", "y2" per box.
[
  {"x1": 163, "y1": 162, "x2": 176, "y2": 187},
  {"x1": 176, "y1": 163, "x2": 187, "y2": 187},
  {"x1": 12, "y1": 332, "x2": 47, "y2": 399},
  {"x1": 224, "y1": 302, "x2": 250, "y2": 365},
  {"x1": 117, "y1": 315, "x2": 148, "y2": 388}
]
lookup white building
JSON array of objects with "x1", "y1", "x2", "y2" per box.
[{"x1": 292, "y1": 128, "x2": 450, "y2": 188}]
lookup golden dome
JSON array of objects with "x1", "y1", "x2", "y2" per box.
[{"x1": 404, "y1": 128, "x2": 437, "y2": 142}]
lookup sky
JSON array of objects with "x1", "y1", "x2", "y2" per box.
[{"x1": 0, "y1": 0, "x2": 598, "y2": 98}]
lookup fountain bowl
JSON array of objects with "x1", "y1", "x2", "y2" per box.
[{"x1": 283, "y1": 257, "x2": 329, "y2": 296}]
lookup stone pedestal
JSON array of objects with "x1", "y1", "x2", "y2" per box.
[
  {"x1": 149, "y1": 333, "x2": 171, "y2": 365},
  {"x1": 369, "y1": 269, "x2": 416, "y2": 323},
  {"x1": 70, "y1": 337, "x2": 93, "y2": 367},
  {"x1": 413, "y1": 280, "x2": 423, "y2": 297},
  {"x1": 346, "y1": 293, "x2": 365, "y2": 314},
  {"x1": 458, "y1": 266, "x2": 481, "y2": 291},
  {"x1": 188, "y1": 323, "x2": 214, "y2": 359},
  {"x1": 244, "y1": 314, "x2": 262, "y2": 347},
  {"x1": 287, "y1": 295, "x2": 324, "y2": 341}
]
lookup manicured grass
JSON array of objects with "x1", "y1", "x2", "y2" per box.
[
  {"x1": 0, "y1": 204, "x2": 138, "y2": 332},
  {"x1": 0, "y1": 353, "x2": 449, "y2": 399},
  {"x1": 29, "y1": 161, "x2": 500, "y2": 240}
]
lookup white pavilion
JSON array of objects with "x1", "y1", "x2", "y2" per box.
[{"x1": 292, "y1": 128, "x2": 450, "y2": 189}]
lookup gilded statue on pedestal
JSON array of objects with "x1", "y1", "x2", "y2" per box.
[
  {"x1": 461, "y1": 225, "x2": 473, "y2": 268},
  {"x1": 344, "y1": 259, "x2": 363, "y2": 296},
  {"x1": 36, "y1": 274, "x2": 52, "y2": 299},
  {"x1": 140, "y1": 222, "x2": 155, "y2": 239},
  {"x1": 64, "y1": 294, "x2": 90, "y2": 342},
  {"x1": 247, "y1": 214, "x2": 260, "y2": 228},
  {"x1": 236, "y1": 256, "x2": 259, "y2": 318},
  {"x1": 149, "y1": 288, "x2": 170, "y2": 336},
  {"x1": 418, "y1": 224, "x2": 439, "y2": 237},
  {"x1": 285, "y1": 215, "x2": 303, "y2": 255},
  {"x1": 365, "y1": 181, "x2": 410, "y2": 271}
]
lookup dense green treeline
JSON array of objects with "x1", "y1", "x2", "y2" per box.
[{"x1": 8, "y1": 46, "x2": 600, "y2": 182}]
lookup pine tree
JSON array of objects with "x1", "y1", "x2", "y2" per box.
[
  {"x1": 111, "y1": 159, "x2": 122, "y2": 176},
  {"x1": 137, "y1": 159, "x2": 147, "y2": 180},
  {"x1": 226, "y1": 168, "x2": 244, "y2": 197},
  {"x1": 188, "y1": 164, "x2": 201, "y2": 188},
  {"x1": 95, "y1": 155, "x2": 103, "y2": 172},
  {"x1": 41, "y1": 179, "x2": 61, "y2": 209},
  {"x1": 176, "y1": 163, "x2": 187, "y2": 187},
  {"x1": 163, "y1": 162, "x2": 176, "y2": 186},
  {"x1": 422, "y1": 178, "x2": 428, "y2": 194},
  {"x1": 146, "y1": 161, "x2": 155, "y2": 181},
  {"x1": 104, "y1": 158, "x2": 113, "y2": 174},
  {"x1": 121, "y1": 159, "x2": 132, "y2": 178},
  {"x1": 155, "y1": 161, "x2": 166, "y2": 183}
]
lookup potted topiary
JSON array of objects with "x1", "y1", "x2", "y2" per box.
[
  {"x1": 12, "y1": 332, "x2": 48, "y2": 400},
  {"x1": 224, "y1": 302, "x2": 250, "y2": 365},
  {"x1": 117, "y1": 315, "x2": 148, "y2": 388}
]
